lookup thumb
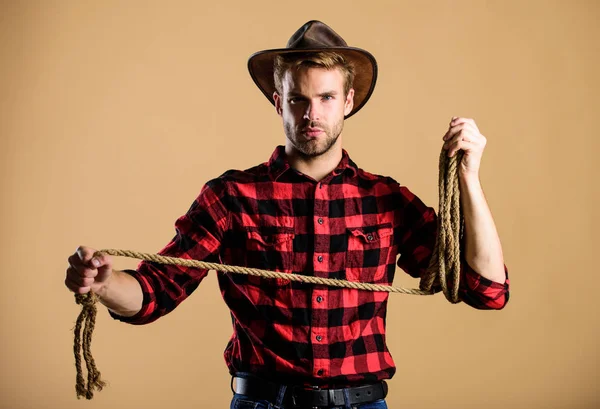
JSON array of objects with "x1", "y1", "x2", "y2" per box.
[{"x1": 91, "y1": 252, "x2": 113, "y2": 280}]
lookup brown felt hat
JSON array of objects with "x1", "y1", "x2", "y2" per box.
[{"x1": 248, "y1": 20, "x2": 378, "y2": 119}]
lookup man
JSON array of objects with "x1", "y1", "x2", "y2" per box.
[{"x1": 65, "y1": 21, "x2": 509, "y2": 409}]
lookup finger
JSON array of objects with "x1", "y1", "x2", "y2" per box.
[
  {"x1": 443, "y1": 124, "x2": 463, "y2": 141},
  {"x1": 65, "y1": 276, "x2": 91, "y2": 294},
  {"x1": 91, "y1": 252, "x2": 113, "y2": 277},
  {"x1": 68, "y1": 253, "x2": 88, "y2": 269},
  {"x1": 66, "y1": 266, "x2": 97, "y2": 285},
  {"x1": 67, "y1": 272, "x2": 95, "y2": 287},
  {"x1": 451, "y1": 117, "x2": 479, "y2": 133},
  {"x1": 450, "y1": 121, "x2": 476, "y2": 133},
  {"x1": 444, "y1": 122, "x2": 476, "y2": 141},
  {"x1": 448, "y1": 140, "x2": 475, "y2": 157},
  {"x1": 451, "y1": 117, "x2": 474, "y2": 126},
  {"x1": 446, "y1": 124, "x2": 483, "y2": 146},
  {"x1": 68, "y1": 255, "x2": 98, "y2": 278},
  {"x1": 76, "y1": 246, "x2": 97, "y2": 266},
  {"x1": 444, "y1": 128, "x2": 471, "y2": 147}
]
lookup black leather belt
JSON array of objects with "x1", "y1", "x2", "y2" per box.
[{"x1": 233, "y1": 376, "x2": 387, "y2": 408}]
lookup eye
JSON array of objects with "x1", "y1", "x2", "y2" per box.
[
  {"x1": 322, "y1": 95, "x2": 333, "y2": 101},
  {"x1": 288, "y1": 97, "x2": 306, "y2": 105}
]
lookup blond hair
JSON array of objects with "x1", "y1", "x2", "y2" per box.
[{"x1": 273, "y1": 51, "x2": 355, "y2": 96}]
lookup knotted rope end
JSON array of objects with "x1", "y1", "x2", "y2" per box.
[{"x1": 73, "y1": 292, "x2": 107, "y2": 400}]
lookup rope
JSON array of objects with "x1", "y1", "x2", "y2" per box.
[
  {"x1": 97, "y1": 249, "x2": 435, "y2": 294},
  {"x1": 72, "y1": 148, "x2": 464, "y2": 399},
  {"x1": 73, "y1": 292, "x2": 106, "y2": 399},
  {"x1": 420, "y1": 149, "x2": 465, "y2": 303}
]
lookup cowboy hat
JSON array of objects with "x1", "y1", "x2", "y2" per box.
[{"x1": 247, "y1": 20, "x2": 378, "y2": 119}]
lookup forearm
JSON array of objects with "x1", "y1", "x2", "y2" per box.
[
  {"x1": 96, "y1": 270, "x2": 144, "y2": 317},
  {"x1": 459, "y1": 173, "x2": 506, "y2": 284}
]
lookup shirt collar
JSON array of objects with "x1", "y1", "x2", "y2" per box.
[{"x1": 267, "y1": 145, "x2": 358, "y2": 181}]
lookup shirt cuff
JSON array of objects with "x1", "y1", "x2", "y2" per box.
[{"x1": 461, "y1": 263, "x2": 510, "y2": 310}]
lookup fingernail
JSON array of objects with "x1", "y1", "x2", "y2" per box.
[{"x1": 92, "y1": 258, "x2": 100, "y2": 267}]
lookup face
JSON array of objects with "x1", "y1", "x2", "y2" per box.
[{"x1": 273, "y1": 66, "x2": 354, "y2": 158}]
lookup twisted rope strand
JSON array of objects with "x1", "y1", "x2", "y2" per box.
[
  {"x1": 72, "y1": 147, "x2": 464, "y2": 398},
  {"x1": 74, "y1": 292, "x2": 106, "y2": 399},
  {"x1": 420, "y1": 150, "x2": 464, "y2": 303},
  {"x1": 95, "y1": 249, "x2": 435, "y2": 295}
]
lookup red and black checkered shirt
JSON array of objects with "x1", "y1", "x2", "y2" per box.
[{"x1": 112, "y1": 145, "x2": 509, "y2": 386}]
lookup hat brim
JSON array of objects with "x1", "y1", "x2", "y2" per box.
[{"x1": 248, "y1": 47, "x2": 377, "y2": 119}]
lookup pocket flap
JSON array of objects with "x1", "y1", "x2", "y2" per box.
[{"x1": 347, "y1": 225, "x2": 393, "y2": 243}]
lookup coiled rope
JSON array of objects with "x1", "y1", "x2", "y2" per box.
[{"x1": 72, "y1": 149, "x2": 464, "y2": 399}]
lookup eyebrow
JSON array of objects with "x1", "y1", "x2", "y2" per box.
[{"x1": 287, "y1": 90, "x2": 339, "y2": 97}]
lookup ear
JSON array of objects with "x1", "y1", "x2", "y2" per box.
[
  {"x1": 273, "y1": 92, "x2": 283, "y2": 116},
  {"x1": 344, "y1": 88, "x2": 355, "y2": 116}
]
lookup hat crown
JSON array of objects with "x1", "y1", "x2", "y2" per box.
[{"x1": 286, "y1": 20, "x2": 348, "y2": 49}]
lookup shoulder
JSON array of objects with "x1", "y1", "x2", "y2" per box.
[
  {"x1": 200, "y1": 161, "x2": 270, "y2": 200},
  {"x1": 354, "y1": 167, "x2": 403, "y2": 193},
  {"x1": 214, "y1": 162, "x2": 270, "y2": 184},
  {"x1": 354, "y1": 166, "x2": 432, "y2": 211}
]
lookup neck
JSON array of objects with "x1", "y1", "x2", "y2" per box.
[{"x1": 285, "y1": 139, "x2": 343, "y2": 182}]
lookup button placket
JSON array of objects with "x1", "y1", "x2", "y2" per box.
[{"x1": 312, "y1": 180, "x2": 329, "y2": 380}]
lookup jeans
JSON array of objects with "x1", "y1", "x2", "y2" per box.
[{"x1": 230, "y1": 393, "x2": 388, "y2": 409}]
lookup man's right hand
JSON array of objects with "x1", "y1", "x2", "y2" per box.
[{"x1": 65, "y1": 246, "x2": 113, "y2": 295}]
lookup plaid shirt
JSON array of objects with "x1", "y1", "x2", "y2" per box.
[{"x1": 112, "y1": 145, "x2": 510, "y2": 386}]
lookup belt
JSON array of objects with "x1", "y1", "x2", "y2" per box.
[{"x1": 233, "y1": 376, "x2": 387, "y2": 408}]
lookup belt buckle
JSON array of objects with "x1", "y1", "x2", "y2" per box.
[
  {"x1": 291, "y1": 385, "x2": 322, "y2": 409},
  {"x1": 311, "y1": 384, "x2": 322, "y2": 409}
]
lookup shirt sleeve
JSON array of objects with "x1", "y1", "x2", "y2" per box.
[
  {"x1": 110, "y1": 177, "x2": 230, "y2": 324},
  {"x1": 395, "y1": 185, "x2": 510, "y2": 310}
]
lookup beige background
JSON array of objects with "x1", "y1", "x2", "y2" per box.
[{"x1": 1, "y1": 0, "x2": 599, "y2": 408}]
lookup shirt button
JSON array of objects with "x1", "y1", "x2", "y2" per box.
[
  {"x1": 367, "y1": 234, "x2": 374, "y2": 241},
  {"x1": 317, "y1": 218, "x2": 324, "y2": 225},
  {"x1": 316, "y1": 296, "x2": 323, "y2": 303},
  {"x1": 317, "y1": 369, "x2": 324, "y2": 376},
  {"x1": 316, "y1": 335, "x2": 322, "y2": 342},
  {"x1": 317, "y1": 255, "x2": 323, "y2": 262}
]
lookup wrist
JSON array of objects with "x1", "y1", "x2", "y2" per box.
[
  {"x1": 93, "y1": 271, "x2": 115, "y2": 300},
  {"x1": 459, "y1": 170, "x2": 479, "y2": 182}
]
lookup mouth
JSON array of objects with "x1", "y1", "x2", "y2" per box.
[{"x1": 302, "y1": 128, "x2": 324, "y2": 137}]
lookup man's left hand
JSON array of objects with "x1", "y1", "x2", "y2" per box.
[{"x1": 442, "y1": 117, "x2": 486, "y2": 176}]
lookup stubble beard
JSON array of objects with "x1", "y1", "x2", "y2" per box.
[{"x1": 284, "y1": 119, "x2": 344, "y2": 158}]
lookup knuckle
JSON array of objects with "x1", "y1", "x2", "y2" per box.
[
  {"x1": 83, "y1": 268, "x2": 97, "y2": 278},
  {"x1": 66, "y1": 266, "x2": 79, "y2": 278},
  {"x1": 78, "y1": 246, "x2": 95, "y2": 260},
  {"x1": 68, "y1": 254, "x2": 77, "y2": 266},
  {"x1": 82, "y1": 277, "x2": 94, "y2": 287}
]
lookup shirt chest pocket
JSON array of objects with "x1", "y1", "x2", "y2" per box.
[
  {"x1": 345, "y1": 224, "x2": 394, "y2": 284},
  {"x1": 243, "y1": 227, "x2": 295, "y2": 287}
]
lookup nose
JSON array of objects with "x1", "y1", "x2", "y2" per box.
[{"x1": 303, "y1": 101, "x2": 320, "y2": 121}]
